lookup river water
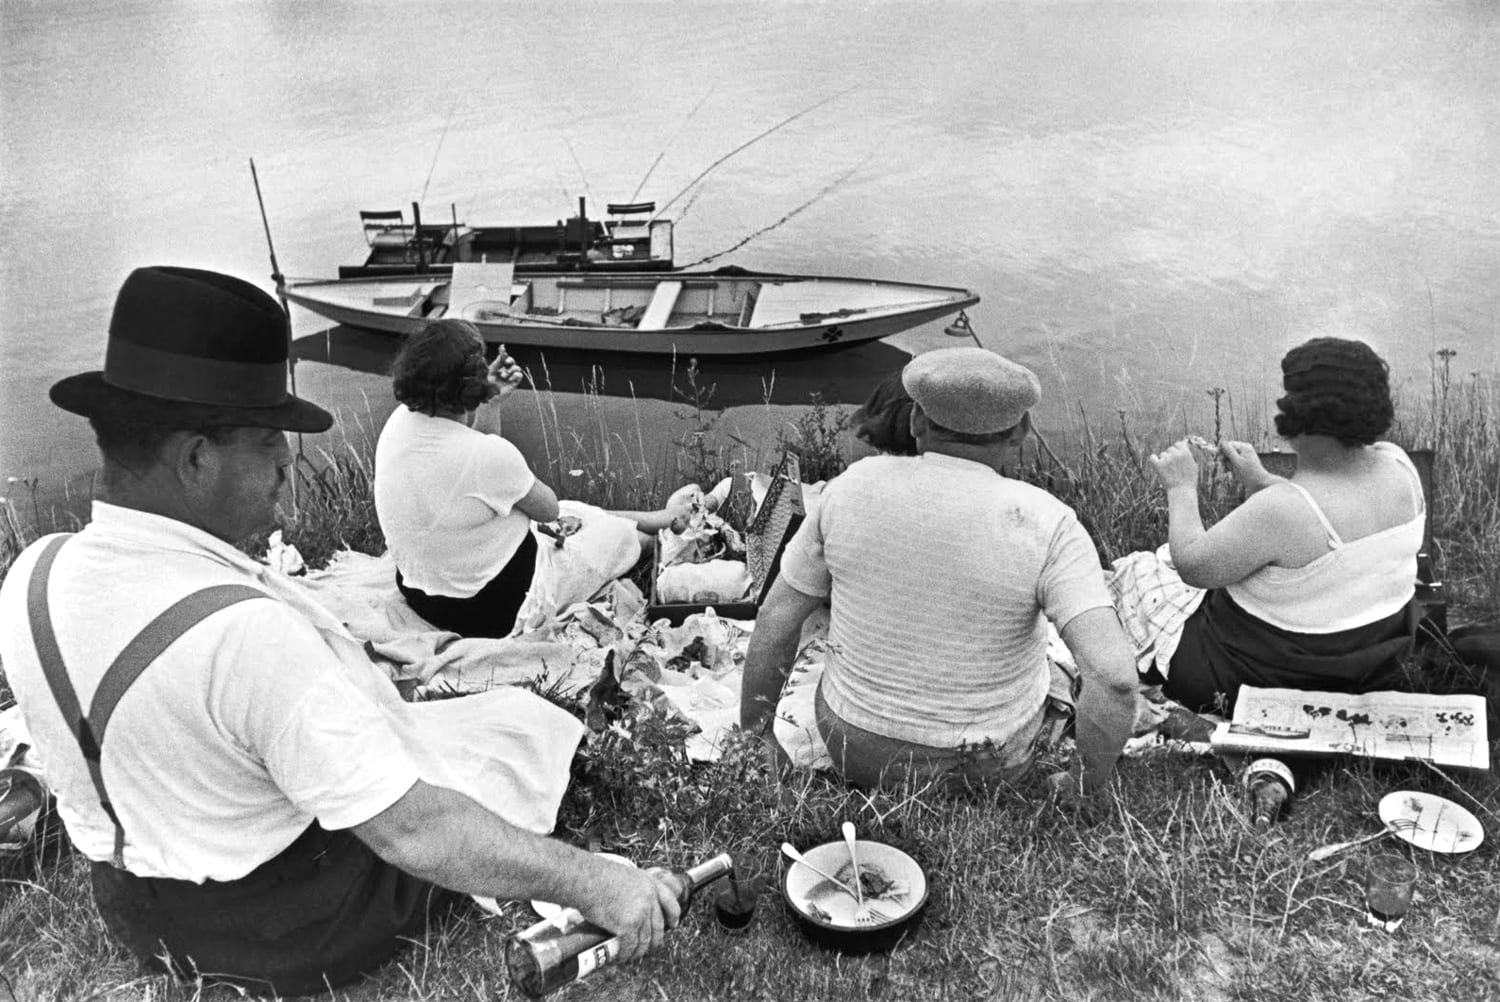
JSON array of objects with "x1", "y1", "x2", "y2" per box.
[{"x1": 3, "y1": 1, "x2": 1497, "y2": 505}]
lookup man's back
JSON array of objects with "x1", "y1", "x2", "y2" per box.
[
  {"x1": 0, "y1": 503, "x2": 418, "y2": 881},
  {"x1": 778, "y1": 453, "x2": 1110, "y2": 747}
]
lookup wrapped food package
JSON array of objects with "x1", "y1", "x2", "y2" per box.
[{"x1": 655, "y1": 559, "x2": 754, "y2": 605}]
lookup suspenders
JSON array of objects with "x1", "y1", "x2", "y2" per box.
[{"x1": 26, "y1": 535, "x2": 266, "y2": 868}]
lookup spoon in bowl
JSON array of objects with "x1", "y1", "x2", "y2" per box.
[
  {"x1": 780, "y1": 842, "x2": 862, "y2": 901},
  {"x1": 841, "y1": 822, "x2": 865, "y2": 907}
]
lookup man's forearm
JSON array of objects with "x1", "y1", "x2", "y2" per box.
[
  {"x1": 1073, "y1": 680, "x2": 1135, "y2": 795},
  {"x1": 1057, "y1": 607, "x2": 1139, "y2": 796},
  {"x1": 357, "y1": 782, "x2": 598, "y2": 903},
  {"x1": 356, "y1": 782, "x2": 680, "y2": 960},
  {"x1": 739, "y1": 626, "x2": 800, "y2": 733}
]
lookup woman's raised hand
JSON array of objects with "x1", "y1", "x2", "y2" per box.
[
  {"x1": 664, "y1": 483, "x2": 703, "y2": 533},
  {"x1": 486, "y1": 345, "x2": 525, "y2": 397},
  {"x1": 1219, "y1": 441, "x2": 1277, "y2": 493},
  {"x1": 1148, "y1": 440, "x2": 1200, "y2": 490}
]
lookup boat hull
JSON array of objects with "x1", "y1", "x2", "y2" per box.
[{"x1": 284, "y1": 271, "x2": 978, "y2": 357}]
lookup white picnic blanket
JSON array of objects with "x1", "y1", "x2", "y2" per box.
[{"x1": 3, "y1": 516, "x2": 1207, "y2": 859}]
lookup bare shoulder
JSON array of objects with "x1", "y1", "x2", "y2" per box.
[
  {"x1": 1217, "y1": 480, "x2": 1329, "y2": 560},
  {"x1": 1233, "y1": 479, "x2": 1308, "y2": 521}
]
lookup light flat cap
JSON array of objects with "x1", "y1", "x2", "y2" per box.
[{"x1": 901, "y1": 346, "x2": 1041, "y2": 434}]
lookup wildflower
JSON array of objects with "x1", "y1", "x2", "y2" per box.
[{"x1": 568, "y1": 469, "x2": 584, "y2": 477}]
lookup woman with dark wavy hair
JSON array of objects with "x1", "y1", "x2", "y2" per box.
[
  {"x1": 374, "y1": 319, "x2": 691, "y2": 637},
  {"x1": 851, "y1": 371, "x2": 919, "y2": 457},
  {"x1": 1123, "y1": 337, "x2": 1424, "y2": 714}
]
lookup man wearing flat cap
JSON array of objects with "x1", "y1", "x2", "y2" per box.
[
  {"x1": 0, "y1": 267, "x2": 682, "y2": 994},
  {"x1": 741, "y1": 347, "x2": 1137, "y2": 795}
]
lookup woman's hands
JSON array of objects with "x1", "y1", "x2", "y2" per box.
[
  {"x1": 1150, "y1": 438, "x2": 1282, "y2": 495},
  {"x1": 664, "y1": 483, "x2": 703, "y2": 534},
  {"x1": 487, "y1": 345, "x2": 525, "y2": 399},
  {"x1": 1148, "y1": 440, "x2": 1201, "y2": 490},
  {"x1": 1219, "y1": 441, "x2": 1281, "y2": 494}
]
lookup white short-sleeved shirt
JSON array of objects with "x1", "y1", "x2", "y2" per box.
[
  {"x1": 0, "y1": 503, "x2": 421, "y2": 882},
  {"x1": 779, "y1": 452, "x2": 1112, "y2": 748},
  {"x1": 374, "y1": 406, "x2": 537, "y2": 598}
]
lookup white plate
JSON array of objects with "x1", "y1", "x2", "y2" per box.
[
  {"x1": 1379, "y1": 790, "x2": 1485, "y2": 854},
  {"x1": 530, "y1": 852, "x2": 637, "y2": 920},
  {"x1": 782, "y1": 840, "x2": 927, "y2": 930}
]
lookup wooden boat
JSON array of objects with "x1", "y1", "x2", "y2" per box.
[
  {"x1": 339, "y1": 199, "x2": 674, "y2": 278},
  {"x1": 283, "y1": 263, "x2": 979, "y2": 356}
]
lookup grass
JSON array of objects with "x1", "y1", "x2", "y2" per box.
[{"x1": 1, "y1": 354, "x2": 1498, "y2": 1001}]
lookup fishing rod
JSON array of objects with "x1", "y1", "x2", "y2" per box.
[
  {"x1": 630, "y1": 87, "x2": 714, "y2": 203},
  {"x1": 418, "y1": 65, "x2": 501, "y2": 209},
  {"x1": 674, "y1": 182, "x2": 711, "y2": 224},
  {"x1": 650, "y1": 86, "x2": 857, "y2": 224},
  {"x1": 419, "y1": 101, "x2": 460, "y2": 208},
  {"x1": 682, "y1": 156, "x2": 869, "y2": 268},
  {"x1": 247, "y1": 157, "x2": 304, "y2": 491},
  {"x1": 943, "y1": 312, "x2": 1074, "y2": 480},
  {"x1": 563, "y1": 137, "x2": 596, "y2": 216}
]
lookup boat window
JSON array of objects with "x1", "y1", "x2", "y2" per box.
[{"x1": 738, "y1": 289, "x2": 758, "y2": 327}]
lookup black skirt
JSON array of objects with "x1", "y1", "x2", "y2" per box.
[
  {"x1": 91, "y1": 823, "x2": 458, "y2": 997},
  {"x1": 397, "y1": 530, "x2": 539, "y2": 639},
  {"x1": 1163, "y1": 588, "x2": 1414, "y2": 715}
]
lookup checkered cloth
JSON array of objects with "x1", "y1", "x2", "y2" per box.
[{"x1": 1107, "y1": 544, "x2": 1207, "y2": 679}]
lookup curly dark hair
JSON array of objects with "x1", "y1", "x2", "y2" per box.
[
  {"x1": 1273, "y1": 337, "x2": 1394, "y2": 447},
  {"x1": 390, "y1": 319, "x2": 498, "y2": 416},
  {"x1": 852, "y1": 371, "x2": 918, "y2": 456}
]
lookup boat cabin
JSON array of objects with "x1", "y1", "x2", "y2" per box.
[{"x1": 339, "y1": 201, "x2": 674, "y2": 278}]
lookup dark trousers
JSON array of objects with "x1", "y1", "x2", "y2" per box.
[
  {"x1": 91, "y1": 823, "x2": 456, "y2": 997},
  {"x1": 397, "y1": 531, "x2": 538, "y2": 639}
]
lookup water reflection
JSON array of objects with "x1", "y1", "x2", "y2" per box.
[{"x1": 292, "y1": 325, "x2": 916, "y2": 408}]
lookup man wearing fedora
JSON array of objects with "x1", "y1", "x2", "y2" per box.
[
  {"x1": 740, "y1": 346, "x2": 1138, "y2": 795},
  {"x1": 0, "y1": 267, "x2": 681, "y2": 994}
]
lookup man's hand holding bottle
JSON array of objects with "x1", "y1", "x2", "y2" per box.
[{"x1": 576, "y1": 860, "x2": 683, "y2": 961}]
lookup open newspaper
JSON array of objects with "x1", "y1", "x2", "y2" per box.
[{"x1": 1209, "y1": 686, "x2": 1490, "y2": 771}]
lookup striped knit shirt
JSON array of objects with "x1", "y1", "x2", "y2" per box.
[{"x1": 779, "y1": 452, "x2": 1112, "y2": 748}]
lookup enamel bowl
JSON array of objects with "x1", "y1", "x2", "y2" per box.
[{"x1": 781, "y1": 839, "x2": 929, "y2": 954}]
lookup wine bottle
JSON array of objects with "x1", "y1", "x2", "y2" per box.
[
  {"x1": 0, "y1": 768, "x2": 45, "y2": 840},
  {"x1": 506, "y1": 852, "x2": 734, "y2": 998},
  {"x1": 1245, "y1": 757, "x2": 1295, "y2": 829}
]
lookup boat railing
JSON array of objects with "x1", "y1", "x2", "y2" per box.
[{"x1": 553, "y1": 276, "x2": 719, "y2": 290}]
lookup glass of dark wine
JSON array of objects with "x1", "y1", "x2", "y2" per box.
[
  {"x1": 714, "y1": 867, "x2": 762, "y2": 934},
  {"x1": 1364, "y1": 852, "x2": 1416, "y2": 931}
]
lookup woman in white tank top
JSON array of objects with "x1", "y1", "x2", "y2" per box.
[{"x1": 1138, "y1": 337, "x2": 1423, "y2": 714}]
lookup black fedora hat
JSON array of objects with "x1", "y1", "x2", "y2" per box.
[{"x1": 50, "y1": 266, "x2": 333, "y2": 433}]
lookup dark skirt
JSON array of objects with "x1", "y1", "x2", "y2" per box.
[
  {"x1": 91, "y1": 823, "x2": 458, "y2": 997},
  {"x1": 1162, "y1": 588, "x2": 1414, "y2": 715},
  {"x1": 397, "y1": 530, "x2": 538, "y2": 639}
]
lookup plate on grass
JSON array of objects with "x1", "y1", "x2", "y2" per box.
[
  {"x1": 782, "y1": 839, "x2": 927, "y2": 931},
  {"x1": 1379, "y1": 791, "x2": 1485, "y2": 854}
]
